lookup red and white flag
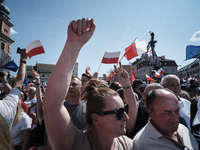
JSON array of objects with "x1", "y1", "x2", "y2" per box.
[
  {"x1": 85, "y1": 65, "x2": 93, "y2": 76},
  {"x1": 124, "y1": 39, "x2": 147, "y2": 60},
  {"x1": 154, "y1": 72, "x2": 160, "y2": 78},
  {"x1": 158, "y1": 68, "x2": 164, "y2": 75},
  {"x1": 108, "y1": 70, "x2": 116, "y2": 81},
  {"x1": 195, "y1": 74, "x2": 199, "y2": 81},
  {"x1": 146, "y1": 74, "x2": 155, "y2": 82},
  {"x1": 26, "y1": 39, "x2": 45, "y2": 59},
  {"x1": 130, "y1": 67, "x2": 137, "y2": 84},
  {"x1": 101, "y1": 51, "x2": 120, "y2": 64}
]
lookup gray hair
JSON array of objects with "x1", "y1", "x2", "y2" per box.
[{"x1": 161, "y1": 74, "x2": 180, "y2": 86}]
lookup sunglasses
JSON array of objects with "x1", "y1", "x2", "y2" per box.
[{"x1": 97, "y1": 104, "x2": 128, "y2": 120}]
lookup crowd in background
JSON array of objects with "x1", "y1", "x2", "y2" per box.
[{"x1": 0, "y1": 18, "x2": 199, "y2": 150}]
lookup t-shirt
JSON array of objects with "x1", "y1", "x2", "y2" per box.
[
  {"x1": 64, "y1": 101, "x2": 86, "y2": 130},
  {"x1": 11, "y1": 112, "x2": 31, "y2": 146},
  {"x1": 0, "y1": 88, "x2": 20, "y2": 130},
  {"x1": 71, "y1": 127, "x2": 133, "y2": 150}
]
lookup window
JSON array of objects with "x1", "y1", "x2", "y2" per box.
[
  {"x1": 172, "y1": 68, "x2": 174, "y2": 72},
  {"x1": 171, "y1": 62, "x2": 174, "y2": 65},
  {"x1": 165, "y1": 69, "x2": 167, "y2": 72},
  {"x1": 1, "y1": 42, "x2": 5, "y2": 50},
  {"x1": 165, "y1": 62, "x2": 167, "y2": 65}
]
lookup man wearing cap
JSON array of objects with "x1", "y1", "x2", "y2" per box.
[{"x1": 132, "y1": 79, "x2": 143, "y2": 100}]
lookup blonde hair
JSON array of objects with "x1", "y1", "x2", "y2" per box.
[
  {"x1": 12, "y1": 103, "x2": 24, "y2": 127},
  {"x1": 0, "y1": 114, "x2": 13, "y2": 150}
]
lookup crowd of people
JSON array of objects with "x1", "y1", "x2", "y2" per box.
[{"x1": 0, "y1": 18, "x2": 200, "y2": 150}]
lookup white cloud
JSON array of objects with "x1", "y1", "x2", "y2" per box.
[
  {"x1": 56, "y1": 19, "x2": 64, "y2": 22},
  {"x1": 10, "y1": 28, "x2": 18, "y2": 35},
  {"x1": 190, "y1": 30, "x2": 200, "y2": 41}
]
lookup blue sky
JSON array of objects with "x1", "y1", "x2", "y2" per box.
[{"x1": 5, "y1": 0, "x2": 200, "y2": 78}]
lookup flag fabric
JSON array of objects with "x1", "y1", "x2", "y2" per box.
[
  {"x1": 101, "y1": 51, "x2": 120, "y2": 64},
  {"x1": 154, "y1": 68, "x2": 164, "y2": 78},
  {"x1": 142, "y1": 43, "x2": 162, "y2": 68},
  {"x1": 195, "y1": 74, "x2": 199, "y2": 81},
  {"x1": 152, "y1": 49, "x2": 162, "y2": 68},
  {"x1": 145, "y1": 74, "x2": 155, "y2": 82},
  {"x1": 1, "y1": 60, "x2": 19, "y2": 72},
  {"x1": 22, "y1": 74, "x2": 29, "y2": 87},
  {"x1": 154, "y1": 72, "x2": 160, "y2": 78},
  {"x1": 186, "y1": 45, "x2": 200, "y2": 60},
  {"x1": 26, "y1": 39, "x2": 45, "y2": 59},
  {"x1": 142, "y1": 43, "x2": 153, "y2": 63},
  {"x1": 85, "y1": 65, "x2": 93, "y2": 76},
  {"x1": 108, "y1": 70, "x2": 116, "y2": 81},
  {"x1": 158, "y1": 68, "x2": 164, "y2": 75},
  {"x1": 130, "y1": 67, "x2": 137, "y2": 84},
  {"x1": 124, "y1": 39, "x2": 147, "y2": 60}
]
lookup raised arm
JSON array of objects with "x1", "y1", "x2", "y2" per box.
[
  {"x1": 13, "y1": 49, "x2": 28, "y2": 89},
  {"x1": 0, "y1": 72, "x2": 12, "y2": 93},
  {"x1": 114, "y1": 62, "x2": 138, "y2": 134},
  {"x1": 32, "y1": 68, "x2": 43, "y2": 125},
  {"x1": 43, "y1": 18, "x2": 96, "y2": 149}
]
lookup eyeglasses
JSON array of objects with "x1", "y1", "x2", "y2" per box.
[{"x1": 97, "y1": 104, "x2": 128, "y2": 120}]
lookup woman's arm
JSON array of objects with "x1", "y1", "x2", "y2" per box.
[
  {"x1": 115, "y1": 62, "x2": 138, "y2": 134},
  {"x1": 32, "y1": 69, "x2": 44, "y2": 124},
  {"x1": 43, "y1": 18, "x2": 96, "y2": 149},
  {"x1": 21, "y1": 128, "x2": 31, "y2": 150}
]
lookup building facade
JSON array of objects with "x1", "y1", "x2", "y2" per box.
[
  {"x1": 178, "y1": 58, "x2": 200, "y2": 80},
  {"x1": 0, "y1": 0, "x2": 14, "y2": 71},
  {"x1": 26, "y1": 62, "x2": 78, "y2": 83},
  {"x1": 132, "y1": 55, "x2": 178, "y2": 81}
]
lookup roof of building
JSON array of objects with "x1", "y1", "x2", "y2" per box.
[{"x1": 178, "y1": 58, "x2": 200, "y2": 72}]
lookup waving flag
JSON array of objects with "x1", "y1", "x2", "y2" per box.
[
  {"x1": 101, "y1": 51, "x2": 120, "y2": 64},
  {"x1": 130, "y1": 67, "x2": 137, "y2": 84},
  {"x1": 142, "y1": 43, "x2": 153, "y2": 63},
  {"x1": 108, "y1": 70, "x2": 116, "y2": 81},
  {"x1": 186, "y1": 45, "x2": 200, "y2": 60},
  {"x1": 124, "y1": 39, "x2": 147, "y2": 60},
  {"x1": 85, "y1": 65, "x2": 93, "y2": 76},
  {"x1": 1, "y1": 60, "x2": 19, "y2": 72},
  {"x1": 146, "y1": 74, "x2": 155, "y2": 82},
  {"x1": 26, "y1": 39, "x2": 45, "y2": 59},
  {"x1": 154, "y1": 68, "x2": 164, "y2": 78}
]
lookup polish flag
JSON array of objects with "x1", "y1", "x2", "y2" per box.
[
  {"x1": 124, "y1": 39, "x2": 147, "y2": 60},
  {"x1": 158, "y1": 68, "x2": 164, "y2": 75},
  {"x1": 85, "y1": 65, "x2": 93, "y2": 76},
  {"x1": 146, "y1": 74, "x2": 151, "y2": 81},
  {"x1": 101, "y1": 51, "x2": 120, "y2": 64},
  {"x1": 154, "y1": 72, "x2": 160, "y2": 78},
  {"x1": 195, "y1": 74, "x2": 199, "y2": 81},
  {"x1": 33, "y1": 80, "x2": 36, "y2": 84},
  {"x1": 146, "y1": 74, "x2": 155, "y2": 82},
  {"x1": 130, "y1": 67, "x2": 137, "y2": 84},
  {"x1": 108, "y1": 70, "x2": 116, "y2": 81},
  {"x1": 26, "y1": 39, "x2": 45, "y2": 59}
]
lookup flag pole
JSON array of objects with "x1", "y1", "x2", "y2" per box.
[
  {"x1": 29, "y1": 59, "x2": 33, "y2": 68},
  {"x1": 97, "y1": 63, "x2": 102, "y2": 73}
]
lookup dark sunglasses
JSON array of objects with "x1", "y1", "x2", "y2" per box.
[{"x1": 97, "y1": 104, "x2": 128, "y2": 120}]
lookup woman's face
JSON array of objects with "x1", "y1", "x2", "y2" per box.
[{"x1": 98, "y1": 95, "x2": 129, "y2": 137}]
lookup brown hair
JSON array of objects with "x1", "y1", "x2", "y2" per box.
[{"x1": 82, "y1": 78, "x2": 118, "y2": 126}]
